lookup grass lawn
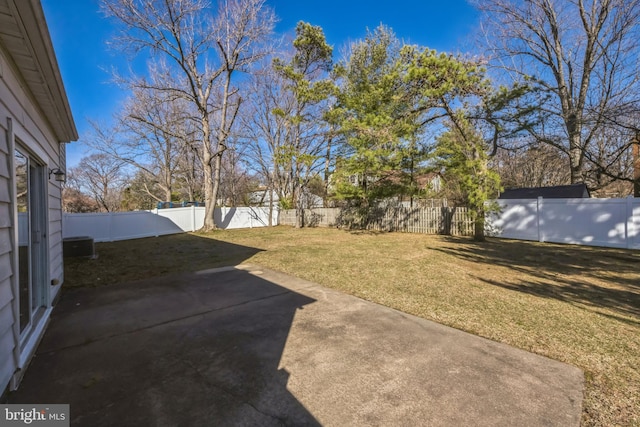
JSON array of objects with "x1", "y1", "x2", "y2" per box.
[{"x1": 64, "y1": 226, "x2": 640, "y2": 426}]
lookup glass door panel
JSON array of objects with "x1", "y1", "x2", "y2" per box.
[
  {"x1": 15, "y1": 147, "x2": 47, "y2": 337},
  {"x1": 15, "y1": 150, "x2": 30, "y2": 333}
]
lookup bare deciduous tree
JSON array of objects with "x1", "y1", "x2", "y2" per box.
[
  {"x1": 174, "y1": 142, "x2": 205, "y2": 202},
  {"x1": 62, "y1": 186, "x2": 101, "y2": 213},
  {"x1": 241, "y1": 65, "x2": 295, "y2": 218},
  {"x1": 101, "y1": 0, "x2": 275, "y2": 230},
  {"x1": 68, "y1": 153, "x2": 128, "y2": 212},
  {"x1": 476, "y1": 0, "x2": 640, "y2": 190},
  {"x1": 492, "y1": 142, "x2": 570, "y2": 189},
  {"x1": 90, "y1": 85, "x2": 194, "y2": 204},
  {"x1": 217, "y1": 144, "x2": 259, "y2": 206}
]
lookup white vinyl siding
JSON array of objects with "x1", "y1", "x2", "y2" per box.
[
  {"x1": 0, "y1": 39, "x2": 66, "y2": 391},
  {"x1": 48, "y1": 187, "x2": 63, "y2": 287},
  {"x1": 0, "y1": 113, "x2": 16, "y2": 392}
]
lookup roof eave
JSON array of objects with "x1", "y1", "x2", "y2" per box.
[{"x1": 5, "y1": 0, "x2": 78, "y2": 142}]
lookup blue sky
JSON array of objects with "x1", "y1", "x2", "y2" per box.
[{"x1": 41, "y1": 0, "x2": 479, "y2": 167}]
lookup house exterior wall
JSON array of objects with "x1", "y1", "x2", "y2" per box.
[
  {"x1": 0, "y1": 41, "x2": 65, "y2": 392},
  {"x1": 0, "y1": 93, "x2": 14, "y2": 393}
]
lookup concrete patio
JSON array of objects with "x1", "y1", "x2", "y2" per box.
[{"x1": 10, "y1": 265, "x2": 584, "y2": 426}]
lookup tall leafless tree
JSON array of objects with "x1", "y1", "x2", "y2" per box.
[
  {"x1": 62, "y1": 187, "x2": 101, "y2": 213},
  {"x1": 174, "y1": 142, "x2": 205, "y2": 202},
  {"x1": 241, "y1": 65, "x2": 295, "y2": 219},
  {"x1": 241, "y1": 55, "x2": 334, "y2": 225},
  {"x1": 101, "y1": 0, "x2": 275, "y2": 230},
  {"x1": 492, "y1": 142, "x2": 570, "y2": 189},
  {"x1": 476, "y1": 0, "x2": 640, "y2": 191},
  {"x1": 217, "y1": 143, "x2": 259, "y2": 206},
  {"x1": 89, "y1": 84, "x2": 194, "y2": 203},
  {"x1": 68, "y1": 153, "x2": 128, "y2": 212}
]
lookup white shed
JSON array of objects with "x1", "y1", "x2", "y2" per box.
[{"x1": 0, "y1": 0, "x2": 77, "y2": 394}]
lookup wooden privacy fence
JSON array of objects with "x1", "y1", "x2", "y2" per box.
[
  {"x1": 279, "y1": 206, "x2": 474, "y2": 236},
  {"x1": 278, "y1": 208, "x2": 340, "y2": 228}
]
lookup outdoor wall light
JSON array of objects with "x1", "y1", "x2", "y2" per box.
[{"x1": 49, "y1": 168, "x2": 66, "y2": 182}]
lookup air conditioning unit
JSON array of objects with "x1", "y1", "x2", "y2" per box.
[{"x1": 63, "y1": 236, "x2": 95, "y2": 258}]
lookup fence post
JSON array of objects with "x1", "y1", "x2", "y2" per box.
[
  {"x1": 537, "y1": 197, "x2": 544, "y2": 242},
  {"x1": 108, "y1": 212, "x2": 115, "y2": 242},
  {"x1": 191, "y1": 205, "x2": 196, "y2": 232},
  {"x1": 222, "y1": 207, "x2": 226, "y2": 229},
  {"x1": 153, "y1": 208, "x2": 159, "y2": 237},
  {"x1": 626, "y1": 196, "x2": 633, "y2": 249}
]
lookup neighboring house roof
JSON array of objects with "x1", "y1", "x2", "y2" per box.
[
  {"x1": 499, "y1": 183, "x2": 591, "y2": 199},
  {"x1": 248, "y1": 189, "x2": 280, "y2": 204},
  {"x1": 0, "y1": 0, "x2": 77, "y2": 142}
]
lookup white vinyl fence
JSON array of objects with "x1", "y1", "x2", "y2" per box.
[
  {"x1": 63, "y1": 206, "x2": 278, "y2": 242},
  {"x1": 62, "y1": 197, "x2": 640, "y2": 249},
  {"x1": 488, "y1": 197, "x2": 640, "y2": 249}
]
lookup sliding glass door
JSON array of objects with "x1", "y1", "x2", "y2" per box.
[{"x1": 15, "y1": 147, "x2": 47, "y2": 339}]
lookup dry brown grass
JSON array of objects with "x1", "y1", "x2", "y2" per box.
[{"x1": 65, "y1": 227, "x2": 640, "y2": 426}]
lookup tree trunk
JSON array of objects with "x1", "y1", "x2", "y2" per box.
[
  {"x1": 633, "y1": 139, "x2": 640, "y2": 197},
  {"x1": 473, "y1": 207, "x2": 486, "y2": 242},
  {"x1": 211, "y1": 150, "x2": 223, "y2": 215},
  {"x1": 202, "y1": 69, "x2": 234, "y2": 231},
  {"x1": 568, "y1": 131, "x2": 583, "y2": 184},
  {"x1": 202, "y1": 162, "x2": 216, "y2": 230},
  {"x1": 294, "y1": 181, "x2": 304, "y2": 228},
  {"x1": 324, "y1": 134, "x2": 332, "y2": 203},
  {"x1": 268, "y1": 187, "x2": 273, "y2": 227},
  {"x1": 202, "y1": 115, "x2": 217, "y2": 231}
]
